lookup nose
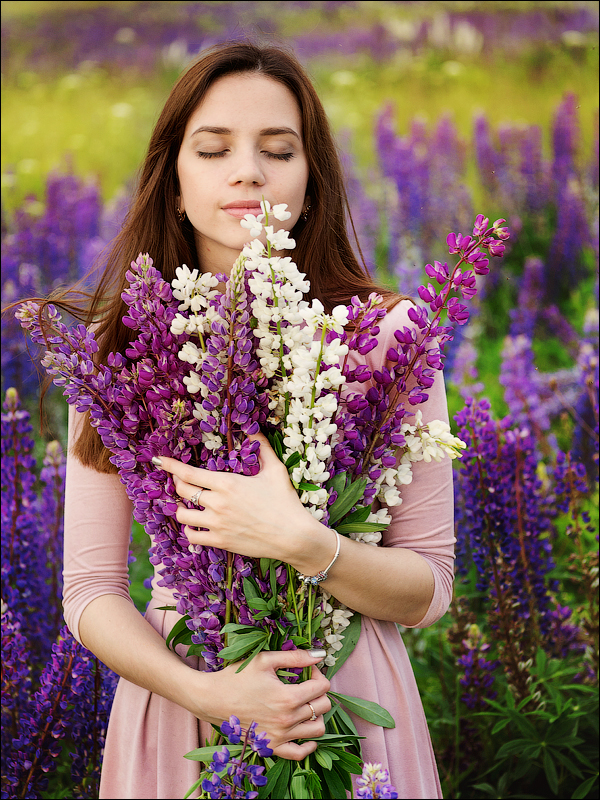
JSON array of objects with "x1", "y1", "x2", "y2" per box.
[{"x1": 227, "y1": 148, "x2": 266, "y2": 186}]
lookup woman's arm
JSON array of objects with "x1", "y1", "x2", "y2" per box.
[
  {"x1": 161, "y1": 423, "x2": 446, "y2": 627},
  {"x1": 64, "y1": 406, "x2": 330, "y2": 760},
  {"x1": 78, "y1": 594, "x2": 330, "y2": 759},
  {"x1": 160, "y1": 300, "x2": 455, "y2": 628}
]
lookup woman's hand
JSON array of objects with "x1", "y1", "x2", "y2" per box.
[
  {"x1": 192, "y1": 648, "x2": 331, "y2": 760},
  {"x1": 155, "y1": 433, "x2": 329, "y2": 569}
]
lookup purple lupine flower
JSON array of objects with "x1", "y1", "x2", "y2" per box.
[
  {"x1": 199, "y1": 716, "x2": 271, "y2": 798},
  {"x1": 499, "y1": 333, "x2": 580, "y2": 449},
  {"x1": 1, "y1": 596, "x2": 33, "y2": 779},
  {"x1": 4, "y1": 627, "x2": 117, "y2": 799},
  {"x1": 454, "y1": 398, "x2": 584, "y2": 673},
  {"x1": 1, "y1": 389, "x2": 61, "y2": 667},
  {"x1": 456, "y1": 625, "x2": 500, "y2": 711},
  {"x1": 1, "y1": 173, "x2": 107, "y2": 398},
  {"x1": 356, "y1": 762, "x2": 398, "y2": 799}
]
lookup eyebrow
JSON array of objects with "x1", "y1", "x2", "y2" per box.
[{"x1": 190, "y1": 125, "x2": 301, "y2": 140}]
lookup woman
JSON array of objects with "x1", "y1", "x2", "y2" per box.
[{"x1": 61, "y1": 41, "x2": 454, "y2": 798}]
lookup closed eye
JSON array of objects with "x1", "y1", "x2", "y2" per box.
[{"x1": 196, "y1": 151, "x2": 295, "y2": 161}]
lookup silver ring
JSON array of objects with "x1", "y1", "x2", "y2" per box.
[
  {"x1": 307, "y1": 702, "x2": 317, "y2": 722},
  {"x1": 190, "y1": 488, "x2": 204, "y2": 506}
]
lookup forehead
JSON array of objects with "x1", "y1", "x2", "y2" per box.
[{"x1": 184, "y1": 72, "x2": 302, "y2": 136}]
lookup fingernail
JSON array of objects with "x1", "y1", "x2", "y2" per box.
[
  {"x1": 309, "y1": 649, "x2": 326, "y2": 659},
  {"x1": 152, "y1": 456, "x2": 163, "y2": 467}
]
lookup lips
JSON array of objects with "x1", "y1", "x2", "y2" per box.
[{"x1": 222, "y1": 200, "x2": 263, "y2": 219}]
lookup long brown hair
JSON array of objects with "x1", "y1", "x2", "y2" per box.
[{"x1": 38, "y1": 41, "x2": 401, "y2": 472}]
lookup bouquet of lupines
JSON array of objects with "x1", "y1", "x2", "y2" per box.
[{"x1": 16, "y1": 205, "x2": 509, "y2": 798}]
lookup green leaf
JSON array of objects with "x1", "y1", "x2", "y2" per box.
[
  {"x1": 314, "y1": 748, "x2": 333, "y2": 770},
  {"x1": 321, "y1": 761, "x2": 348, "y2": 798},
  {"x1": 257, "y1": 755, "x2": 288, "y2": 799},
  {"x1": 218, "y1": 632, "x2": 267, "y2": 660},
  {"x1": 496, "y1": 738, "x2": 534, "y2": 759},
  {"x1": 571, "y1": 774, "x2": 599, "y2": 799},
  {"x1": 248, "y1": 597, "x2": 271, "y2": 610},
  {"x1": 544, "y1": 750, "x2": 559, "y2": 795},
  {"x1": 259, "y1": 558, "x2": 273, "y2": 577},
  {"x1": 235, "y1": 640, "x2": 269, "y2": 672},
  {"x1": 553, "y1": 749, "x2": 583, "y2": 779},
  {"x1": 220, "y1": 623, "x2": 258, "y2": 634},
  {"x1": 342, "y1": 505, "x2": 372, "y2": 524},
  {"x1": 285, "y1": 451, "x2": 301, "y2": 469},
  {"x1": 335, "y1": 521, "x2": 388, "y2": 534},
  {"x1": 271, "y1": 758, "x2": 294, "y2": 799},
  {"x1": 471, "y1": 784, "x2": 500, "y2": 797},
  {"x1": 326, "y1": 471, "x2": 348, "y2": 497},
  {"x1": 186, "y1": 643, "x2": 206, "y2": 658},
  {"x1": 165, "y1": 614, "x2": 191, "y2": 651},
  {"x1": 184, "y1": 744, "x2": 243, "y2": 762},
  {"x1": 183, "y1": 777, "x2": 204, "y2": 799},
  {"x1": 325, "y1": 612, "x2": 361, "y2": 681},
  {"x1": 290, "y1": 767, "x2": 309, "y2": 799},
  {"x1": 267, "y1": 430, "x2": 284, "y2": 461},
  {"x1": 491, "y1": 717, "x2": 511, "y2": 735},
  {"x1": 330, "y1": 702, "x2": 359, "y2": 738},
  {"x1": 243, "y1": 576, "x2": 261, "y2": 601},
  {"x1": 328, "y1": 691, "x2": 395, "y2": 728},
  {"x1": 298, "y1": 481, "x2": 322, "y2": 492},
  {"x1": 328, "y1": 478, "x2": 367, "y2": 526}
]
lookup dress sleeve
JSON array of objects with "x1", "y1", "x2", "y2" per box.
[
  {"x1": 63, "y1": 404, "x2": 136, "y2": 644},
  {"x1": 361, "y1": 300, "x2": 456, "y2": 628}
]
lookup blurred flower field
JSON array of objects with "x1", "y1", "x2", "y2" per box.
[{"x1": 1, "y1": 2, "x2": 599, "y2": 798}]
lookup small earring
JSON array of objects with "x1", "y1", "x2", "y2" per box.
[
  {"x1": 301, "y1": 203, "x2": 311, "y2": 221},
  {"x1": 177, "y1": 206, "x2": 186, "y2": 223}
]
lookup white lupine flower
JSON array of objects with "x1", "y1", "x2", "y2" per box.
[
  {"x1": 325, "y1": 634, "x2": 344, "y2": 652},
  {"x1": 178, "y1": 342, "x2": 202, "y2": 365},
  {"x1": 170, "y1": 313, "x2": 192, "y2": 336},
  {"x1": 265, "y1": 225, "x2": 296, "y2": 250},
  {"x1": 331, "y1": 305, "x2": 350, "y2": 327},
  {"x1": 172, "y1": 263, "x2": 199, "y2": 293},
  {"x1": 383, "y1": 486, "x2": 402, "y2": 506},
  {"x1": 183, "y1": 372, "x2": 202, "y2": 394},
  {"x1": 240, "y1": 214, "x2": 264, "y2": 237},
  {"x1": 272, "y1": 203, "x2": 292, "y2": 221}
]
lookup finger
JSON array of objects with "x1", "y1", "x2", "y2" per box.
[
  {"x1": 259, "y1": 648, "x2": 327, "y2": 673},
  {"x1": 246, "y1": 431, "x2": 278, "y2": 466},
  {"x1": 153, "y1": 456, "x2": 222, "y2": 491},
  {"x1": 272, "y1": 739, "x2": 319, "y2": 761},
  {"x1": 173, "y1": 480, "x2": 211, "y2": 508}
]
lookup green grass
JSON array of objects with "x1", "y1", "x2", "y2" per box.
[{"x1": 1, "y1": 7, "x2": 598, "y2": 212}]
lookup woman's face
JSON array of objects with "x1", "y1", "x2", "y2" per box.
[{"x1": 177, "y1": 72, "x2": 310, "y2": 276}]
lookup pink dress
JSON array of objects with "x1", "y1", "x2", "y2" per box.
[{"x1": 63, "y1": 300, "x2": 455, "y2": 799}]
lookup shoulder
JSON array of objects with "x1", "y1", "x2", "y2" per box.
[{"x1": 375, "y1": 296, "x2": 418, "y2": 349}]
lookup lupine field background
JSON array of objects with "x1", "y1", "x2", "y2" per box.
[{"x1": 1, "y1": 1, "x2": 598, "y2": 798}]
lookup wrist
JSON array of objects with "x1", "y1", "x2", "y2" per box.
[{"x1": 288, "y1": 516, "x2": 339, "y2": 578}]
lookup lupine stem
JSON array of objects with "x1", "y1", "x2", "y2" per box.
[{"x1": 18, "y1": 650, "x2": 76, "y2": 799}]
